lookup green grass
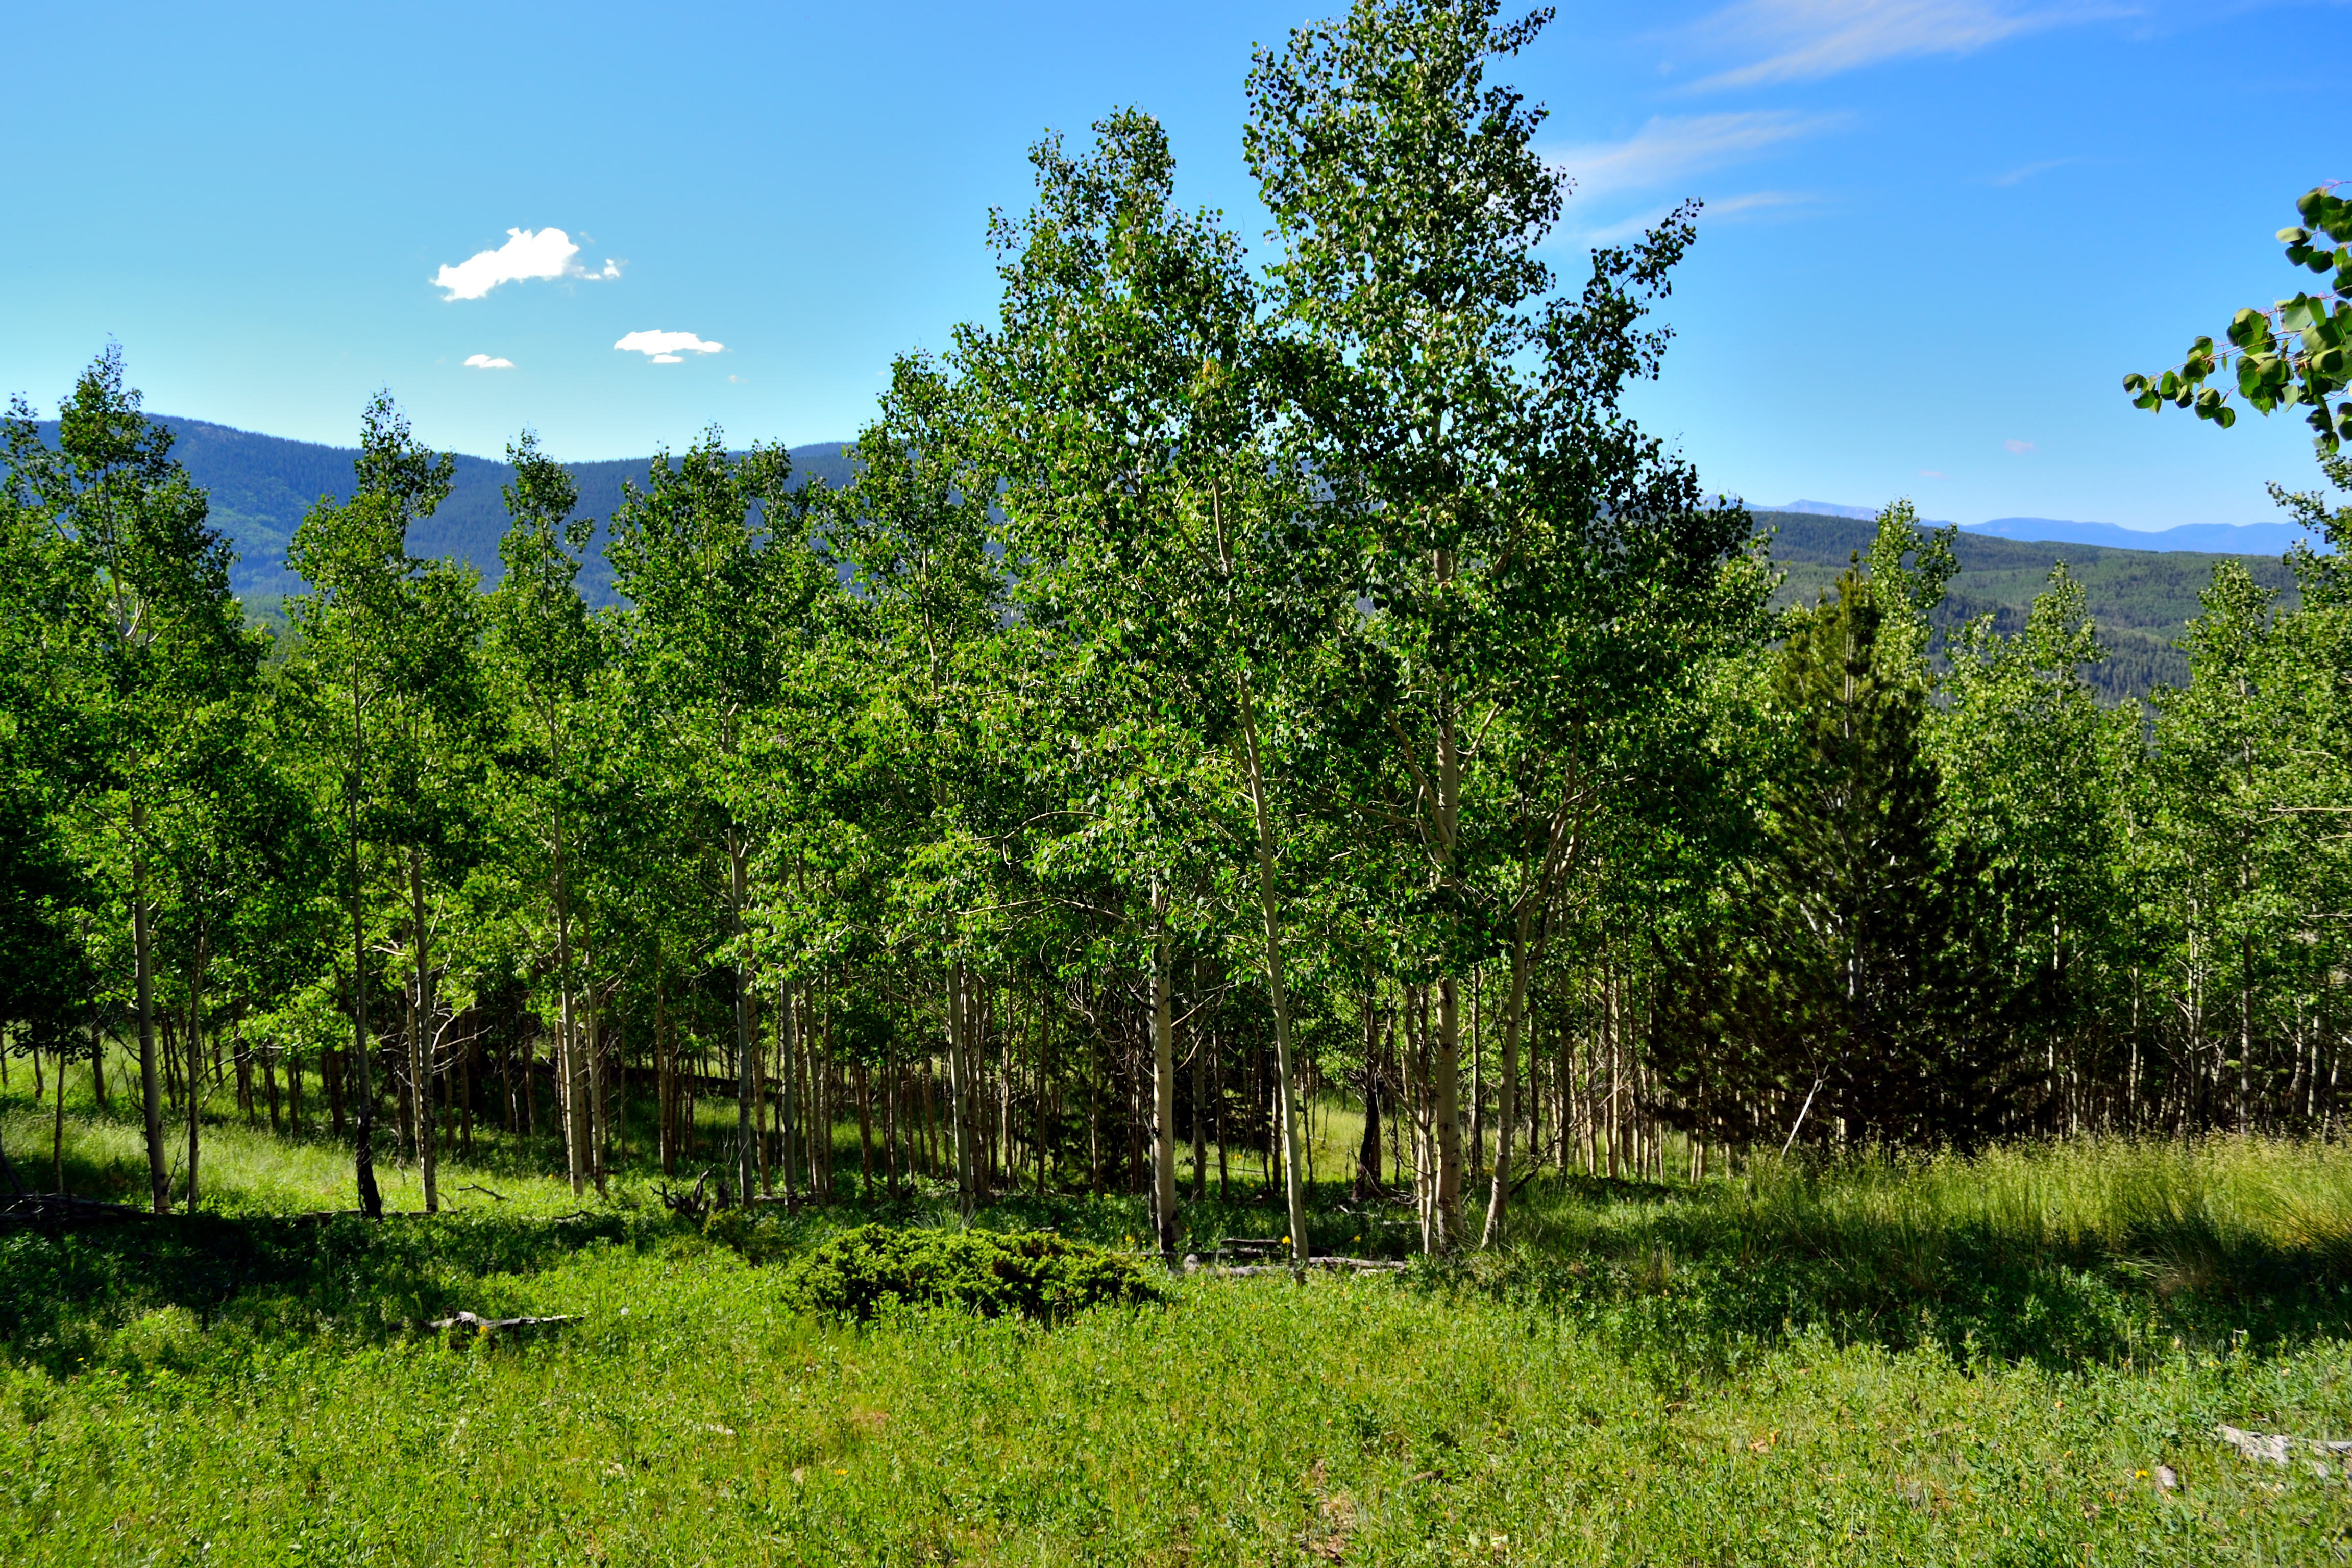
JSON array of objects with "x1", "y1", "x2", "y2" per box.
[{"x1": 8, "y1": 1087, "x2": 2352, "y2": 1563}]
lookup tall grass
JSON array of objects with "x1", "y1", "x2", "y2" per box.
[
  {"x1": 1474, "y1": 1139, "x2": 2352, "y2": 1375},
  {"x1": 1505, "y1": 1137, "x2": 2352, "y2": 1276}
]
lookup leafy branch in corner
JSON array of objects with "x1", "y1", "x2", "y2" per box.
[{"x1": 2123, "y1": 184, "x2": 2352, "y2": 451}]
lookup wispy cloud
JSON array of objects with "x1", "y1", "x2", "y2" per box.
[
  {"x1": 1680, "y1": 0, "x2": 2120, "y2": 91},
  {"x1": 463, "y1": 353, "x2": 515, "y2": 370},
  {"x1": 1919, "y1": 468, "x2": 1948, "y2": 477},
  {"x1": 1551, "y1": 112, "x2": 1843, "y2": 201},
  {"x1": 2004, "y1": 438, "x2": 2036, "y2": 453},
  {"x1": 1988, "y1": 156, "x2": 2079, "y2": 186},
  {"x1": 433, "y1": 228, "x2": 621, "y2": 301},
  {"x1": 616, "y1": 329, "x2": 723, "y2": 364},
  {"x1": 1706, "y1": 190, "x2": 1817, "y2": 218},
  {"x1": 1581, "y1": 190, "x2": 1817, "y2": 244}
]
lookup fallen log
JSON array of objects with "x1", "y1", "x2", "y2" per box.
[
  {"x1": 2217, "y1": 1425, "x2": 2352, "y2": 1480},
  {"x1": 1187, "y1": 1254, "x2": 1408, "y2": 1277},
  {"x1": 0, "y1": 1192, "x2": 155, "y2": 1228},
  {"x1": 425, "y1": 1311, "x2": 580, "y2": 1338}
]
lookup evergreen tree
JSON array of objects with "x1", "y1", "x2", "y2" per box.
[{"x1": 1659, "y1": 510, "x2": 2020, "y2": 1147}]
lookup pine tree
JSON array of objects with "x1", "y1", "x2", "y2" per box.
[{"x1": 1659, "y1": 512, "x2": 2021, "y2": 1148}]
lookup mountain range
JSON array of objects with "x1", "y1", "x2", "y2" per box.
[
  {"x1": 29, "y1": 414, "x2": 857, "y2": 604},
  {"x1": 20, "y1": 417, "x2": 2314, "y2": 700},
  {"x1": 1772, "y1": 498, "x2": 2329, "y2": 556}
]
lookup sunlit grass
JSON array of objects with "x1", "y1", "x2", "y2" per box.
[
  {"x1": 7, "y1": 1243, "x2": 2351, "y2": 1564},
  {"x1": 9, "y1": 1070, "x2": 2352, "y2": 1562}
]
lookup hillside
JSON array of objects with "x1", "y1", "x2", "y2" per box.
[
  {"x1": 24, "y1": 420, "x2": 2302, "y2": 701},
  {"x1": 30, "y1": 415, "x2": 857, "y2": 607},
  {"x1": 1752, "y1": 509, "x2": 2300, "y2": 701}
]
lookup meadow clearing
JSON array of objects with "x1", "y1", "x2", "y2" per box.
[{"x1": 7, "y1": 1082, "x2": 2352, "y2": 1565}]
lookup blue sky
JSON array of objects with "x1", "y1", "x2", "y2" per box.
[{"x1": 2, "y1": 0, "x2": 2342, "y2": 530}]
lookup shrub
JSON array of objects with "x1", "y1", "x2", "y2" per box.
[{"x1": 778, "y1": 1224, "x2": 1162, "y2": 1322}]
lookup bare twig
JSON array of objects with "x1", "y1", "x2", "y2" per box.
[{"x1": 1781, "y1": 1075, "x2": 1825, "y2": 1159}]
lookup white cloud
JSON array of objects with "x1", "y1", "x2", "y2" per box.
[
  {"x1": 432, "y1": 228, "x2": 620, "y2": 300},
  {"x1": 1680, "y1": 0, "x2": 2119, "y2": 91},
  {"x1": 463, "y1": 354, "x2": 515, "y2": 370},
  {"x1": 1919, "y1": 468, "x2": 1947, "y2": 478},
  {"x1": 2004, "y1": 438, "x2": 2035, "y2": 454},
  {"x1": 1550, "y1": 113, "x2": 1843, "y2": 202},
  {"x1": 616, "y1": 329, "x2": 724, "y2": 361}
]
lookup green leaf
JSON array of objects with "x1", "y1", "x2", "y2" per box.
[
  {"x1": 2213, "y1": 405, "x2": 2236, "y2": 428},
  {"x1": 2279, "y1": 226, "x2": 2311, "y2": 244}
]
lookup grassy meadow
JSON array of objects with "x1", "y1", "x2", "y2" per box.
[{"x1": 7, "y1": 1075, "x2": 2352, "y2": 1563}]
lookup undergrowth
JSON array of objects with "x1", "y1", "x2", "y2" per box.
[{"x1": 769, "y1": 1223, "x2": 1162, "y2": 1321}]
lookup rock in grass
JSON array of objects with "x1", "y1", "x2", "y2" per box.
[{"x1": 778, "y1": 1225, "x2": 1163, "y2": 1322}]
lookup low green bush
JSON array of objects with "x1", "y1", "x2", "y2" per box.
[{"x1": 777, "y1": 1223, "x2": 1162, "y2": 1321}]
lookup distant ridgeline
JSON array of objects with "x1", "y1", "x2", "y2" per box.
[
  {"x1": 1774, "y1": 496, "x2": 2329, "y2": 557},
  {"x1": 29, "y1": 418, "x2": 2308, "y2": 703},
  {"x1": 29, "y1": 415, "x2": 859, "y2": 609},
  {"x1": 1752, "y1": 509, "x2": 2300, "y2": 703}
]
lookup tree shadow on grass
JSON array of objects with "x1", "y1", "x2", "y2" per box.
[
  {"x1": 1468, "y1": 1177, "x2": 2352, "y2": 1385},
  {"x1": 0, "y1": 1208, "x2": 662, "y2": 1380}
]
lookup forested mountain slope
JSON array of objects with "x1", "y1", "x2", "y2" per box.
[
  {"x1": 1753, "y1": 508, "x2": 2300, "y2": 701},
  {"x1": 29, "y1": 415, "x2": 857, "y2": 605},
  {"x1": 25, "y1": 417, "x2": 2295, "y2": 700}
]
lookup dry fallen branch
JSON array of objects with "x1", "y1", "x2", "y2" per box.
[
  {"x1": 0, "y1": 1193, "x2": 153, "y2": 1229},
  {"x1": 425, "y1": 1311, "x2": 580, "y2": 1338},
  {"x1": 1188, "y1": 1254, "x2": 1408, "y2": 1277},
  {"x1": 658, "y1": 1171, "x2": 716, "y2": 1223}
]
